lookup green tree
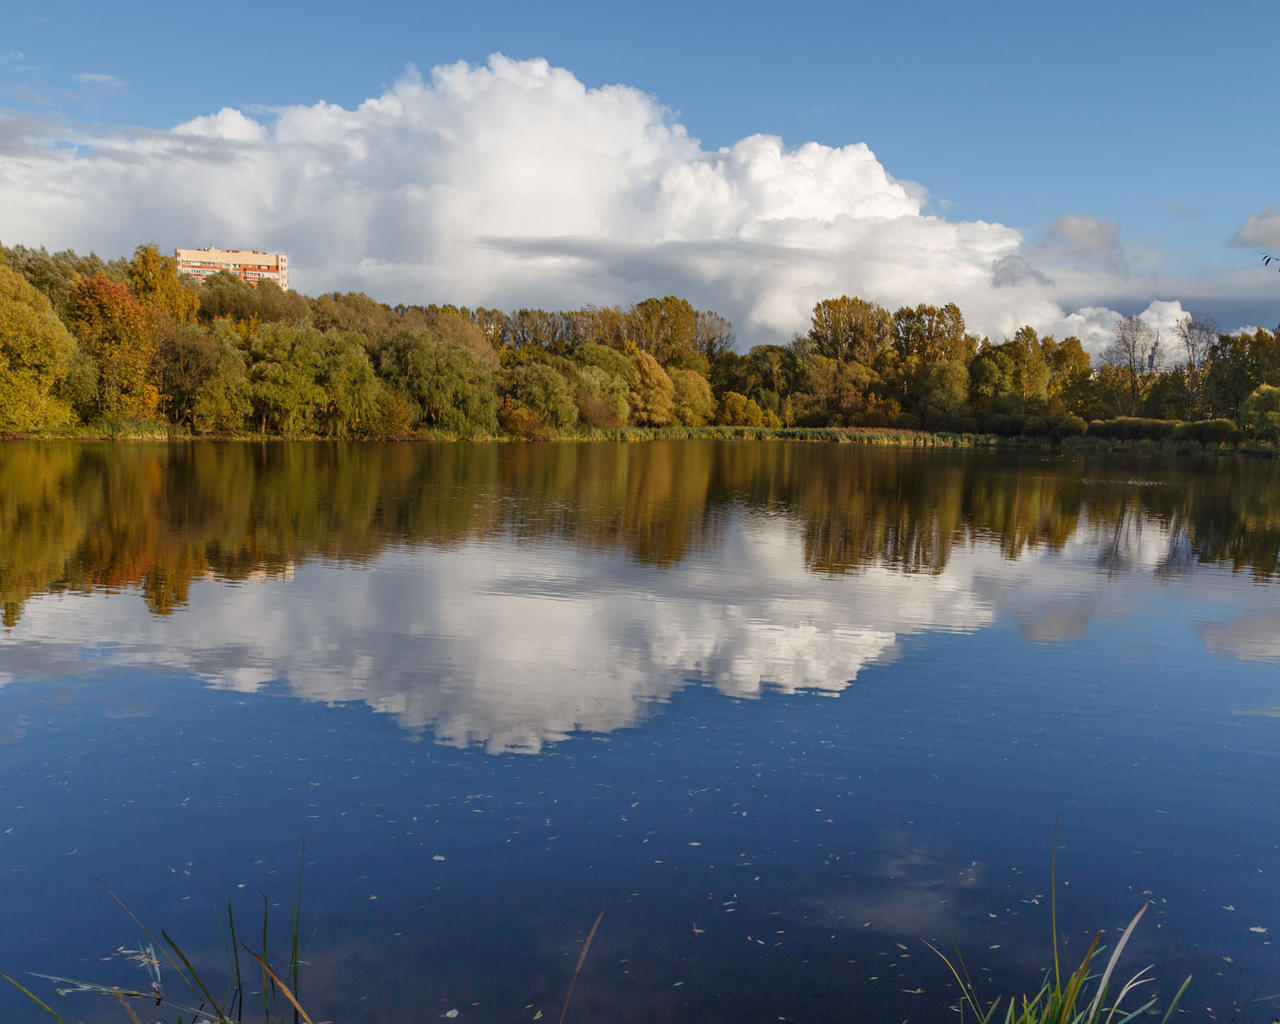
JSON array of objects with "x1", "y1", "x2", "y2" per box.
[
  {"x1": 1204, "y1": 329, "x2": 1280, "y2": 419},
  {"x1": 969, "y1": 329, "x2": 1049, "y2": 415},
  {"x1": 498, "y1": 362, "x2": 579, "y2": 433},
  {"x1": 2, "y1": 243, "x2": 126, "y2": 320},
  {"x1": 318, "y1": 332, "x2": 382, "y2": 437},
  {"x1": 572, "y1": 342, "x2": 634, "y2": 381},
  {"x1": 918, "y1": 359, "x2": 970, "y2": 423},
  {"x1": 1239, "y1": 384, "x2": 1280, "y2": 441},
  {"x1": 252, "y1": 280, "x2": 313, "y2": 326},
  {"x1": 196, "y1": 271, "x2": 260, "y2": 323},
  {"x1": 0, "y1": 265, "x2": 76, "y2": 430},
  {"x1": 381, "y1": 332, "x2": 499, "y2": 436},
  {"x1": 247, "y1": 324, "x2": 326, "y2": 434},
  {"x1": 154, "y1": 320, "x2": 250, "y2": 431},
  {"x1": 969, "y1": 343, "x2": 1018, "y2": 414}
]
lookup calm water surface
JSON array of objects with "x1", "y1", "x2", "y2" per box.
[{"x1": 1, "y1": 440, "x2": 1279, "y2": 1023}]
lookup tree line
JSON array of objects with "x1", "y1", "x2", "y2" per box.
[{"x1": 3, "y1": 240, "x2": 1280, "y2": 441}]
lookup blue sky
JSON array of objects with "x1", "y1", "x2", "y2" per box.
[{"x1": 2, "y1": 0, "x2": 1277, "y2": 349}]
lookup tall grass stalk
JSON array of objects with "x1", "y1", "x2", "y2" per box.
[
  {"x1": 558, "y1": 911, "x2": 603, "y2": 1024},
  {"x1": 4, "y1": 882, "x2": 314, "y2": 1024}
]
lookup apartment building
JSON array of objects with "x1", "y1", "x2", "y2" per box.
[{"x1": 175, "y1": 247, "x2": 289, "y2": 290}]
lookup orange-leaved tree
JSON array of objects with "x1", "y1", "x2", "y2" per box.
[{"x1": 70, "y1": 274, "x2": 158, "y2": 422}]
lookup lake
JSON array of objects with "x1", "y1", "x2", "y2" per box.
[{"x1": 1, "y1": 439, "x2": 1278, "y2": 1023}]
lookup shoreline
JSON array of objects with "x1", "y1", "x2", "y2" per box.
[{"x1": 3, "y1": 423, "x2": 1276, "y2": 457}]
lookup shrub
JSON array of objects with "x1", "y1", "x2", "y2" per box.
[
  {"x1": 986, "y1": 413, "x2": 1026, "y2": 437},
  {"x1": 498, "y1": 402, "x2": 555, "y2": 440},
  {"x1": 1052, "y1": 415, "x2": 1088, "y2": 440},
  {"x1": 1176, "y1": 419, "x2": 1242, "y2": 445}
]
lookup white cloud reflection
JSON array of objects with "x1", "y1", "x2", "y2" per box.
[{"x1": 3, "y1": 505, "x2": 1275, "y2": 754}]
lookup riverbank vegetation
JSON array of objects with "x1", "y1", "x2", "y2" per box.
[{"x1": 3, "y1": 241, "x2": 1279, "y2": 448}]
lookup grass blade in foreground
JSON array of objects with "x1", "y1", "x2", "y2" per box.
[{"x1": 929, "y1": 901, "x2": 1189, "y2": 1024}]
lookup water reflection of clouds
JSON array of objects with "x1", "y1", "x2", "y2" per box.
[
  {"x1": 1199, "y1": 613, "x2": 1280, "y2": 663},
  {"x1": 2, "y1": 513, "x2": 1277, "y2": 753}
]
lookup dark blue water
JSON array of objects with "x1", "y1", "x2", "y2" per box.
[{"x1": 1, "y1": 441, "x2": 1278, "y2": 1022}]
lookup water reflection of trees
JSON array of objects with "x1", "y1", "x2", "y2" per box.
[{"x1": 1, "y1": 441, "x2": 1278, "y2": 624}]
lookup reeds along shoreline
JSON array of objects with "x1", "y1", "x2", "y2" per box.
[
  {"x1": 2, "y1": 421, "x2": 1277, "y2": 458},
  {"x1": 4, "y1": 898, "x2": 1188, "y2": 1024}
]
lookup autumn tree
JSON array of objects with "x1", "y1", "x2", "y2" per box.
[
  {"x1": 717, "y1": 391, "x2": 766, "y2": 427},
  {"x1": 795, "y1": 355, "x2": 879, "y2": 426},
  {"x1": 669, "y1": 368, "x2": 716, "y2": 426},
  {"x1": 69, "y1": 274, "x2": 158, "y2": 421},
  {"x1": 807, "y1": 296, "x2": 894, "y2": 364},
  {"x1": 1041, "y1": 335, "x2": 1091, "y2": 413},
  {"x1": 128, "y1": 244, "x2": 198, "y2": 326},
  {"x1": 628, "y1": 351, "x2": 676, "y2": 426},
  {"x1": 574, "y1": 366, "x2": 630, "y2": 428},
  {"x1": 693, "y1": 310, "x2": 734, "y2": 362},
  {"x1": 892, "y1": 302, "x2": 973, "y2": 364},
  {"x1": 630, "y1": 296, "x2": 701, "y2": 367}
]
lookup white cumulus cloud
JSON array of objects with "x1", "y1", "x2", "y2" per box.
[
  {"x1": 1233, "y1": 205, "x2": 1280, "y2": 250},
  {"x1": 0, "y1": 54, "x2": 1231, "y2": 349}
]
